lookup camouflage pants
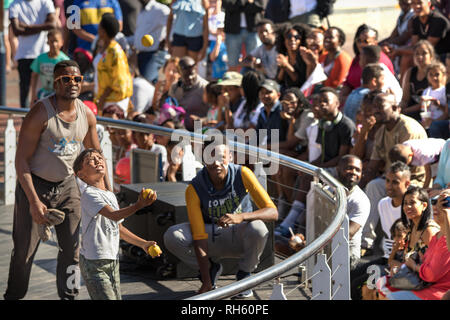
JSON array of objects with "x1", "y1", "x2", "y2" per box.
[{"x1": 79, "y1": 255, "x2": 121, "y2": 300}]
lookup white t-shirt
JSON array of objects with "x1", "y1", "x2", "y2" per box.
[
  {"x1": 347, "y1": 186, "x2": 371, "y2": 260},
  {"x1": 403, "y1": 138, "x2": 446, "y2": 166},
  {"x1": 9, "y1": 0, "x2": 55, "y2": 60},
  {"x1": 380, "y1": 63, "x2": 403, "y2": 105},
  {"x1": 306, "y1": 122, "x2": 321, "y2": 162},
  {"x1": 80, "y1": 185, "x2": 124, "y2": 260},
  {"x1": 378, "y1": 196, "x2": 402, "y2": 258},
  {"x1": 289, "y1": 0, "x2": 317, "y2": 18},
  {"x1": 132, "y1": 77, "x2": 155, "y2": 113},
  {"x1": 208, "y1": 11, "x2": 225, "y2": 41},
  {"x1": 422, "y1": 86, "x2": 447, "y2": 120},
  {"x1": 233, "y1": 100, "x2": 264, "y2": 129}
]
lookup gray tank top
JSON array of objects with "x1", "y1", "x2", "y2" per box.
[{"x1": 29, "y1": 96, "x2": 89, "y2": 182}]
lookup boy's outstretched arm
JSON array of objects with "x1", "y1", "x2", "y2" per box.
[
  {"x1": 119, "y1": 224, "x2": 159, "y2": 256},
  {"x1": 98, "y1": 189, "x2": 157, "y2": 222}
]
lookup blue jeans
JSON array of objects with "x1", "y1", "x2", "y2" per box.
[
  {"x1": 225, "y1": 29, "x2": 261, "y2": 68},
  {"x1": 387, "y1": 290, "x2": 423, "y2": 300},
  {"x1": 138, "y1": 50, "x2": 169, "y2": 84},
  {"x1": 428, "y1": 120, "x2": 450, "y2": 140}
]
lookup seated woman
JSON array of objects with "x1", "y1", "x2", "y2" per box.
[
  {"x1": 379, "y1": 188, "x2": 450, "y2": 300},
  {"x1": 319, "y1": 26, "x2": 352, "y2": 89},
  {"x1": 275, "y1": 23, "x2": 311, "y2": 92},
  {"x1": 399, "y1": 40, "x2": 437, "y2": 121},
  {"x1": 339, "y1": 24, "x2": 394, "y2": 106},
  {"x1": 224, "y1": 70, "x2": 265, "y2": 130},
  {"x1": 151, "y1": 56, "x2": 180, "y2": 112}
]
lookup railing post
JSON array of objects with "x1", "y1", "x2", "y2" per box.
[
  {"x1": 100, "y1": 129, "x2": 114, "y2": 187},
  {"x1": 311, "y1": 253, "x2": 331, "y2": 300},
  {"x1": 331, "y1": 214, "x2": 351, "y2": 300},
  {"x1": 4, "y1": 116, "x2": 16, "y2": 205}
]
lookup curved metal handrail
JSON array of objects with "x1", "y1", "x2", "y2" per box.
[{"x1": 0, "y1": 105, "x2": 348, "y2": 300}]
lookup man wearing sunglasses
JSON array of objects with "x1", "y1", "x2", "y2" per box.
[{"x1": 4, "y1": 60, "x2": 106, "y2": 300}]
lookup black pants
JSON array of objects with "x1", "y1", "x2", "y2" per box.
[
  {"x1": 17, "y1": 59, "x2": 34, "y2": 108},
  {"x1": 4, "y1": 174, "x2": 81, "y2": 300}
]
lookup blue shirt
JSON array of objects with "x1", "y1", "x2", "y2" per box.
[
  {"x1": 172, "y1": 0, "x2": 205, "y2": 38},
  {"x1": 343, "y1": 87, "x2": 370, "y2": 123},
  {"x1": 73, "y1": 0, "x2": 123, "y2": 51},
  {"x1": 207, "y1": 40, "x2": 228, "y2": 79}
]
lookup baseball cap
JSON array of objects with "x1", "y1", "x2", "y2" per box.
[
  {"x1": 218, "y1": 71, "x2": 243, "y2": 87},
  {"x1": 259, "y1": 79, "x2": 280, "y2": 93}
]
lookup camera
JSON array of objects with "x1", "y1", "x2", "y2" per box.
[{"x1": 431, "y1": 195, "x2": 450, "y2": 207}]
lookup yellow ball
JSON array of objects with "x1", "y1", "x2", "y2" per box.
[
  {"x1": 142, "y1": 188, "x2": 154, "y2": 199},
  {"x1": 148, "y1": 244, "x2": 162, "y2": 258},
  {"x1": 141, "y1": 34, "x2": 154, "y2": 47}
]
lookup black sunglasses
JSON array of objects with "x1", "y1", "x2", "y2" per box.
[{"x1": 54, "y1": 75, "x2": 84, "y2": 84}]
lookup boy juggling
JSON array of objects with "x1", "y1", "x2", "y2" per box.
[{"x1": 73, "y1": 148, "x2": 159, "y2": 300}]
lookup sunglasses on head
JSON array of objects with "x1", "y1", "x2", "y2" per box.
[{"x1": 54, "y1": 75, "x2": 84, "y2": 84}]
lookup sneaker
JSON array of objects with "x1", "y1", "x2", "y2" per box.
[
  {"x1": 198, "y1": 260, "x2": 223, "y2": 289},
  {"x1": 234, "y1": 270, "x2": 254, "y2": 298},
  {"x1": 209, "y1": 260, "x2": 223, "y2": 289},
  {"x1": 274, "y1": 225, "x2": 291, "y2": 238}
]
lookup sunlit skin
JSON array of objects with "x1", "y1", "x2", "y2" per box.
[{"x1": 403, "y1": 193, "x2": 428, "y2": 224}]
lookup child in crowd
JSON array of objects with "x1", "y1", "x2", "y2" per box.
[
  {"x1": 389, "y1": 138, "x2": 446, "y2": 188},
  {"x1": 421, "y1": 62, "x2": 448, "y2": 128},
  {"x1": 387, "y1": 218, "x2": 408, "y2": 276},
  {"x1": 30, "y1": 28, "x2": 69, "y2": 104},
  {"x1": 73, "y1": 148, "x2": 159, "y2": 300},
  {"x1": 207, "y1": 27, "x2": 228, "y2": 80},
  {"x1": 350, "y1": 161, "x2": 411, "y2": 300},
  {"x1": 191, "y1": 81, "x2": 224, "y2": 130}
]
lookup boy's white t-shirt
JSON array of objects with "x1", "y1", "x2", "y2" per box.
[
  {"x1": 378, "y1": 196, "x2": 402, "y2": 258},
  {"x1": 9, "y1": 0, "x2": 55, "y2": 60},
  {"x1": 422, "y1": 86, "x2": 447, "y2": 120},
  {"x1": 80, "y1": 185, "x2": 124, "y2": 260}
]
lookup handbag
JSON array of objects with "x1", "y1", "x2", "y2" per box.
[{"x1": 388, "y1": 264, "x2": 430, "y2": 291}]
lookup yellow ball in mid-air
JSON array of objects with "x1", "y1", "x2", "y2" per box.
[{"x1": 141, "y1": 34, "x2": 154, "y2": 47}]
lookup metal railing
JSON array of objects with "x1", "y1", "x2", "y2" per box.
[{"x1": 0, "y1": 105, "x2": 349, "y2": 300}]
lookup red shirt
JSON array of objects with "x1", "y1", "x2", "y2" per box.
[
  {"x1": 414, "y1": 234, "x2": 450, "y2": 300},
  {"x1": 343, "y1": 51, "x2": 395, "y2": 90}
]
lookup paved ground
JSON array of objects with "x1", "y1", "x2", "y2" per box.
[
  {"x1": 0, "y1": 2, "x2": 401, "y2": 300},
  {"x1": 0, "y1": 204, "x2": 308, "y2": 300}
]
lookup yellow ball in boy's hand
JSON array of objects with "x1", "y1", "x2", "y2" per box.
[
  {"x1": 142, "y1": 188, "x2": 154, "y2": 199},
  {"x1": 141, "y1": 34, "x2": 154, "y2": 47},
  {"x1": 148, "y1": 244, "x2": 162, "y2": 258}
]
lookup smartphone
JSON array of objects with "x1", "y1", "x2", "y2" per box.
[{"x1": 431, "y1": 195, "x2": 450, "y2": 207}]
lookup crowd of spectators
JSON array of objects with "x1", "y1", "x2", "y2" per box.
[{"x1": 3, "y1": 0, "x2": 450, "y2": 300}]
